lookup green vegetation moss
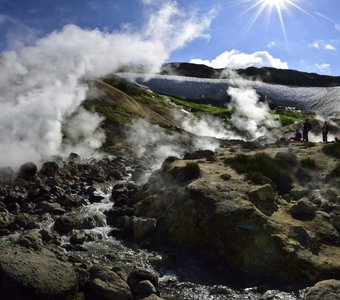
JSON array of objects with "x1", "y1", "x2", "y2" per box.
[
  {"x1": 169, "y1": 96, "x2": 233, "y2": 117},
  {"x1": 273, "y1": 108, "x2": 304, "y2": 126},
  {"x1": 82, "y1": 99, "x2": 133, "y2": 125},
  {"x1": 224, "y1": 152, "x2": 292, "y2": 194},
  {"x1": 322, "y1": 142, "x2": 340, "y2": 158}
]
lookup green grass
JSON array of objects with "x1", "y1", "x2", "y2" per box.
[
  {"x1": 273, "y1": 108, "x2": 304, "y2": 126},
  {"x1": 322, "y1": 142, "x2": 340, "y2": 158},
  {"x1": 169, "y1": 96, "x2": 233, "y2": 117},
  {"x1": 82, "y1": 99, "x2": 133, "y2": 125},
  {"x1": 224, "y1": 152, "x2": 292, "y2": 195}
]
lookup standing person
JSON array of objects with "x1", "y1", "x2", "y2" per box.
[
  {"x1": 302, "y1": 119, "x2": 312, "y2": 142},
  {"x1": 322, "y1": 121, "x2": 330, "y2": 143}
]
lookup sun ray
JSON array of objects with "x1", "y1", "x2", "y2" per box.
[{"x1": 230, "y1": 0, "x2": 312, "y2": 43}]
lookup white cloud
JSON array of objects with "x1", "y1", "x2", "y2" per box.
[
  {"x1": 335, "y1": 24, "x2": 340, "y2": 31},
  {"x1": 324, "y1": 43, "x2": 336, "y2": 50},
  {"x1": 309, "y1": 42, "x2": 320, "y2": 49},
  {"x1": 266, "y1": 41, "x2": 276, "y2": 48},
  {"x1": 309, "y1": 40, "x2": 336, "y2": 51},
  {"x1": 0, "y1": 1, "x2": 214, "y2": 168},
  {"x1": 315, "y1": 63, "x2": 331, "y2": 74},
  {"x1": 190, "y1": 50, "x2": 288, "y2": 69}
]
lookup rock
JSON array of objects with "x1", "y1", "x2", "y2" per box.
[
  {"x1": 132, "y1": 217, "x2": 157, "y2": 242},
  {"x1": 0, "y1": 212, "x2": 13, "y2": 229},
  {"x1": 106, "y1": 207, "x2": 135, "y2": 226},
  {"x1": 35, "y1": 201, "x2": 64, "y2": 215},
  {"x1": 168, "y1": 162, "x2": 201, "y2": 182},
  {"x1": 16, "y1": 232, "x2": 44, "y2": 251},
  {"x1": 220, "y1": 173, "x2": 231, "y2": 181},
  {"x1": 80, "y1": 214, "x2": 106, "y2": 229},
  {"x1": 88, "y1": 192, "x2": 105, "y2": 203},
  {"x1": 140, "y1": 294, "x2": 164, "y2": 300},
  {"x1": 127, "y1": 268, "x2": 159, "y2": 289},
  {"x1": 109, "y1": 169, "x2": 124, "y2": 180},
  {"x1": 248, "y1": 184, "x2": 277, "y2": 216},
  {"x1": 0, "y1": 244, "x2": 78, "y2": 299},
  {"x1": 133, "y1": 280, "x2": 157, "y2": 297},
  {"x1": 89, "y1": 266, "x2": 132, "y2": 300},
  {"x1": 289, "y1": 188, "x2": 310, "y2": 200},
  {"x1": 331, "y1": 215, "x2": 340, "y2": 233},
  {"x1": 183, "y1": 150, "x2": 216, "y2": 161},
  {"x1": 290, "y1": 199, "x2": 317, "y2": 219},
  {"x1": 54, "y1": 215, "x2": 77, "y2": 234},
  {"x1": 305, "y1": 279, "x2": 340, "y2": 300},
  {"x1": 39, "y1": 161, "x2": 59, "y2": 177},
  {"x1": 67, "y1": 152, "x2": 81, "y2": 164},
  {"x1": 13, "y1": 178, "x2": 28, "y2": 187},
  {"x1": 112, "y1": 183, "x2": 129, "y2": 200},
  {"x1": 57, "y1": 194, "x2": 85, "y2": 209},
  {"x1": 210, "y1": 285, "x2": 234, "y2": 296},
  {"x1": 70, "y1": 231, "x2": 86, "y2": 245},
  {"x1": 17, "y1": 162, "x2": 37, "y2": 180}
]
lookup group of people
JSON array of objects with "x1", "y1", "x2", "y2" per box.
[{"x1": 289, "y1": 119, "x2": 331, "y2": 143}]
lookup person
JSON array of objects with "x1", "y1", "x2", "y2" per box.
[
  {"x1": 322, "y1": 121, "x2": 330, "y2": 143},
  {"x1": 302, "y1": 119, "x2": 312, "y2": 142},
  {"x1": 289, "y1": 129, "x2": 302, "y2": 142}
]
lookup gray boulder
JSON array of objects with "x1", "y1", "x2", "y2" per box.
[
  {"x1": 17, "y1": 162, "x2": 37, "y2": 180},
  {"x1": 133, "y1": 280, "x2": 157, "y2": 297},
  {"x1": 0, "y1": 244, "x2": 78, "y2": 299},
  {"x1": 248, "y1": 184, "x2": 277, "y2": 216},
  {"x1": 290, "y1": 199, "x2": 317, "y2": 219},
  {"x1": 305, "y1": 279, "x2": 340, "y2": 300},
  {"x1": 289, "y1": 188, "x2": 310, "y2": 200},
  {"x1": 89, "y1": 266, "x2": 132, "y2": 300}
]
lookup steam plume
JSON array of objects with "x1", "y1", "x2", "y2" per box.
[{"x1": 0, "y1": 1, "x2": 213, "y2": 168}]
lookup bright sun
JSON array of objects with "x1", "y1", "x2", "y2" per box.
[{"x1": 234, "y1": 0, "x2": 310, "y2": 42}]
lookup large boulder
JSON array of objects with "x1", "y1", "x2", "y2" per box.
[
  {"x1": 134, "y1": 160, "x2": 340, "y2": 284},
  {"x1": 305, "y1": 279, "x2": 340, "y2": 300},
  {"x1": 0, "y1": 244, "x2": 78, "y2": 299},
  {"x1": 290, "y1": 199, "x2": 317, "y2": 219},
  {"x1": 89, "y1": 266, "x2": 132, "y2": 300},
  {"x1": 17, "y1": 162, "x2": 37, "y2": 180}
]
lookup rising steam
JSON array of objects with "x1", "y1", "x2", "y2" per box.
[{"x1": 0, "y1": 1, "x2": 213, "y2": 168}]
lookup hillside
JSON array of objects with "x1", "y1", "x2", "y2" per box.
[{"x1": 160, "y1": 62, "x2": 340, "y2": 87}]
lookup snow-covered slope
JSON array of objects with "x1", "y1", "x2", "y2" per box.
[{"x1": 118, "y1": 73, "x2": 340, "y2": 116}]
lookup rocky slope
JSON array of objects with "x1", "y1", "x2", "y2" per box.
[{"x1": 134, "y1": 142, "x2": 340, "y2": 285}]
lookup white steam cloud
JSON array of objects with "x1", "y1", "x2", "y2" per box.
[
  {"x1": 226, "y1": 70, "x2": 280, "y2": 139},
  {"x1": 0, "y1": 1, "x2": 213, "y2": 168}
]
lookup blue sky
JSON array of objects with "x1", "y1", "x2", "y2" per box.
[{"x1": 0, "y1": 0, "x2": 339, "y2": 75}]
